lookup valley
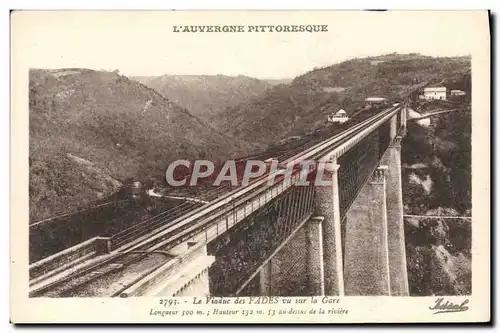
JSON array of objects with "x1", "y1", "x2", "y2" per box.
[{"x1": 29, "y1": 54, "x2": 472, "y2": 296}]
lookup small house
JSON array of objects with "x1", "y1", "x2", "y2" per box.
[
  {"x1": 129, "y1": 181, "x2": 143, "y2": 199},
  {"x1": 327, "y1": 109, "x2": 349, "y2": 123}
]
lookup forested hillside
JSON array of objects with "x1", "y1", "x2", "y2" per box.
[{"x1": 29, "y1": 69, "x2": 252, "y2": 221}]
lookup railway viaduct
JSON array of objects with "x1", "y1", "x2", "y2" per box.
[{"x1": 29, "y1": 104, "x2": 410, "y2": 298}]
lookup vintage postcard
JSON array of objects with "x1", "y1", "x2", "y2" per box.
[{"x1": 10, "y1": 10, "x2": 490, "y2": 323}]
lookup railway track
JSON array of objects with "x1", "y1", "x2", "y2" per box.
[
  {"x1": 30, "y1": 105, "x2": 401, "y2": 297},
  {"x1": 112, "y1": 105, "x2": 385, "y2": 245},
  {"x1": 112, "y1": 107, "x2": 392, "y2": 250}
]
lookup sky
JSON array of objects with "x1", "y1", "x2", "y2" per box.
[{"x1": 12, "y1": 10, "x2": 487, "y2": 79}]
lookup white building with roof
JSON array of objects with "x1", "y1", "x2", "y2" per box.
[{"x1": 423, "y1": 87, "x2": 447, "y2": 100}]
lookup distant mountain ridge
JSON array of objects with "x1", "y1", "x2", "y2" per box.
[
  {"x1": 29, "y1": 68, "x2": 253, "y2": 221},
  {"x1": 213, "y1": 54, "x2": 471, "y2": 146},
  {"x1": 132, "y1": 74, "x2": 285, "y2": 122}
]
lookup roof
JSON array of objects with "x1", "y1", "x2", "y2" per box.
[
  {"x1": 336, "y1": 109, "x2": 347, "y2": 114},
  {"x1": 365, "y1": 97, "x2": 387, "y2": 102},
  {"x1": 424, "y1": 87, "x2": 446, "y2": 92}
]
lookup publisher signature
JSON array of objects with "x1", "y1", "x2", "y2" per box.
[{"x1": 429, "y1": 298, "x2": 469, "y2": 315}]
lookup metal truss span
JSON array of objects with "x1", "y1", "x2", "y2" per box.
[
  {"x1": 337, "y1": 117, "x2": 395, "y2": 221},
  {"x1": 207, "y1": 182, "x2": 316, "y2": 296}
]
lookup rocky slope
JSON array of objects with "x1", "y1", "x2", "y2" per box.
[
  {"x1": 29, "y1": 69, "x2": 252, "y2": 221},
  {"x1": 405, "y1": 212, "x2": 471, "y2": 296}
]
